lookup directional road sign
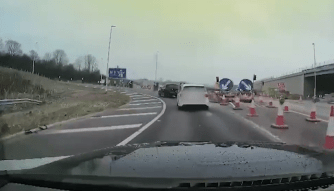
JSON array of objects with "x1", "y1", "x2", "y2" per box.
[
  {"x1": 238, "y1": 79, "x2": 253, "y2": 91},
  {"x1": 109, "y1": 68, "x2": 126, "y2": 79},
  {"x1": 219, "y1": 78, "x2": 233, "y2": 91}
]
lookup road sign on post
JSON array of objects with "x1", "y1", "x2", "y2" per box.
[
  {"x1": 109, "y1": 68, "x2": 127, "y2": 79},
  {"x1": 219, "y1": 78, "x2": 234, "y2": 91},
  {"x1": 238, "y1": 79, "x2": 253, "y2": 92}
]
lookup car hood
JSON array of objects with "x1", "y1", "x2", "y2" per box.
[{"x1": 7, "y1": 141, "x2": 334, "y2": 178}]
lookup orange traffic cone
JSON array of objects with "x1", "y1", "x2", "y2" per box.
[
  {"x1": 220, "y1": 95, "x2": 228, "y2": 106},
  {"x1": 271, "y1": 104, "x2": 288, "y2": 129},
  {"x1": 284, "y1": 102, "x2": 290, "y2": 113},
  {"x1": 306, "y1": 102, "x2": 320, "y2": 122},
  {"x1": 324, "y1": 106, "x2": 334, "y2": 149},
  {"x1": 247, "y1": 100, "x2": 258, "y2": 117},
  {"x1": 259, "y1": 95, "x2": 264, "y2": 104},
  {"x1": 266, "y1": 97, "x2": 276, "y2": 108},
  {"x1": 233, "y1": 96, "x2": 242, "y2": 110}
]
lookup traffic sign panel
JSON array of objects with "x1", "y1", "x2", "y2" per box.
[
  {"x1": 219, "y1": 78, "x2": 233, "y2": 91},
  {"x1": 238, "y1": 79, "x2": 253, "y2": 91},
  {"x1": 109, "y1": 68, "x2": 126, "y2": 79}
]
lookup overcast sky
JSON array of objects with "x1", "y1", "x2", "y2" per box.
[{"x1": 1, "y1": 0, "x2": 334, "y2": 85}]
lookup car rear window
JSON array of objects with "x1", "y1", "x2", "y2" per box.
[
  {"x1": 183, "y1": 86, "x2": 206, "y2": 92},
  {"x1": 166, "y1": 84, "x2": 178, "y2": 89}
]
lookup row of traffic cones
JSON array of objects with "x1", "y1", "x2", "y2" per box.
[{"x1": 220, "y1": 95, "x2": 334, "y2": 149}]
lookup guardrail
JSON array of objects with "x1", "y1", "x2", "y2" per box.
[
  {"x1": 0, "y1": 98, "x2": 42, "y2": 105},
  {"x1": 0, "y1": 98, "x2": 43, "y2": 113}
]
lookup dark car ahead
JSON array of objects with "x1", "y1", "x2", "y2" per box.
[{"x1": 158, "y1": 84, "x2": 179, "y2": 98}]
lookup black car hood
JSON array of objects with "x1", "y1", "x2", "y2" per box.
[{"x1": 3, "y1": 141, "x2": 334, "y2": 189}]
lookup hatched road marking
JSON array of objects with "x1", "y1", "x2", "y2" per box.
[
  {"x1": 129, "y1": 102, "x2": 161, "y2": 106},
  {"x1": 98, "y1": 112, "x2": 157, "y2": 118},
  {"x1": 131, "y1": 99, "x2": 157, "y2": 103},
  {"x1": 47, "y1": 124, "x2": 142, "y2": 134},
  {"x1": 118, "y1": 106, "x2": 162, "y2": 111}
]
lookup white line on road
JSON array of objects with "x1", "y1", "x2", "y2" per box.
[
  {"x1": 118, "y1": 106, "x2": 162, "y2": 111},
  {"x1": 126, "y1": 93, "x2": 139, "y2": 95},
  {"x1": 289, "y1": 110, "x2": 328, "y2": 123},
  {"x1": 129, "y1": 102, "x2": 161, "y2": 106},
  {"x1": 229, "y1": 102, "x2": 235, "y2": 108},
  {"x1": 0, "y1": 156, "x2": 71, "y2": 171},
  {"x1": 131, "y1": 99, "x2": 157, "y2": 103},
  {"x1": 47, "y1": 124, "x2": 142, "y2": 134},
  {"x1": 132, "y1": 97, "x2": 151, "y2": 100},
  {"x1": 99, "y1": 112, "x2": 157, "y2": 118},
  {"x1": 117, "y1": 95, "x2": 166, "y2": 146},
  {"x1": 130, "y1": 95, "x2": 144, "y2": 97}
]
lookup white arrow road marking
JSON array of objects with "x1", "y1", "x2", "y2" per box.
[
  {"x1": 99, "y1": 112, "x2": 157, "y2": 118},
  {"x1": 46, "y1": 124, "x2": 142, "y2": 134},
  {"x1": 118, "y1": 106, "x2": 162, "y2": 111},
  {"x1": 129, "y1": 102, "x2": 161, "y2": 106}
]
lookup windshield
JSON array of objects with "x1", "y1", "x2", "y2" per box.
[
  {"x1": 1, "y1": 0, "x2": 334, "y2": 190},
  {"x1": 166, "y1": 84, "x2": 178, "y2": 89},
  {"x1": 183, "y1": 86, "x2": 206, "y2": 92}
]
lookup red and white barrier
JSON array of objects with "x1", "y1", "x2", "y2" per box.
[
  {"x1": 306, "y1": 102, "x2": 320, "y2": 122},
  {"x1": 233, "y1": 96, "x2": 242, "y2": 110},
  {"x1": 324, "y1": 106, "x2": 334, "y2": 149},
  {"x1": 220, "y1": 95, "x2": 228, "y2": 106},
  {"x1": 247, "y1": 100, "x2": 258, "y2": 117}
]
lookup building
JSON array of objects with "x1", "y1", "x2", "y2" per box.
[{"x1": 254, "y1": 62, "x2": 334, "y2": 97}]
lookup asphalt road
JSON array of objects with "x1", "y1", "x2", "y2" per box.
[{"x1": 0, "y1": 84, "x2": 329, "y2": 162}]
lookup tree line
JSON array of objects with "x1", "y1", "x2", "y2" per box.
[{"x1": 0, "y1": 38, "x2": 105, "y2": 83}]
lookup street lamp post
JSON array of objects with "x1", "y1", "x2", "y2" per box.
[
  {"x1": 312, "y1": 43, "x2": 316, "y2": 98},
  {"x1": 32, "y1": 42, "x2": 38, "y2": 74},
  {"x1": 106, "y1": 25, "x2": 116, "y2": 91},
  {"x1": 155, "y1": 51, "x2": 159, "y2": 82}
]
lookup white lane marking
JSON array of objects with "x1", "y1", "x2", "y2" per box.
[
  {"x1": 131, "y1": 99, "x2": 157, "y2": 103},
  {"x1": 229, "y1": 102, "x2": 235, "y2": 107},
  {"x1": 126, "y1": 93, "x2": 139, "y2": 95},
  {"x1": 99, "y1": 112, "x2": 157, "y2": 118},
  {"x1": 0, "y1": 156, "x2": 71, "y2": 171},
  {"x1": 129, "y1": 102, "x2": 161, "y2": 106},
  {"x1": 289, "y1": 110, "x2": 328, "y2": 123},
  {"x1": 117, "y1": 95, "x2": 166, "y2": 146},
  {"x1": 47, "y1": 124, "x2": 142, "y2": 134},
  {"x1": 130, "y1": 95, "x2": 144, "y2": 97},
  {"x1": 132, "y1": 97, "x2": 151, "y2": 100},
  {"x1": 120, "y1": 92, "x2": 127, "y2": 94},
  {"x1": 234, "y1": 113, "x2": 283, "y2": 143},
  {"x1": 118, "y1": 106, "x2": 162, "y2": 111}
]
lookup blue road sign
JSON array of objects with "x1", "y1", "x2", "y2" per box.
[
  {"x1": 219, "y1": 78, "x2": 233, "y2": 91},
  {"x1": 109, "y1": 68, "x2": 126, "y2": 79},
  {"x1": 238, "y1": 79, "x2": 253, "y2": 91}
]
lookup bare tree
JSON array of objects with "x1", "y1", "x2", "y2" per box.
[
  {"x1": 91, "y1": 62, "x2": 98, "y2": 72},
  {"x1": 29, "y1": 50, "x2": 39, "y2": 61},
  {"x1": 74, "y1": 56, "x2": 84, "y2": 71},
  {"x1": 43, "y1": 52, "x2": 52, "y2": 61},
  {"x1": 53, "y1": 49, "x2": 68, "y2": 65},
  {"x1": 84, "y1": 54, "x2": 96, "y2": 72},
  {"x1": 5, "y1": 40, "x2": 23, "y2": 56}
]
